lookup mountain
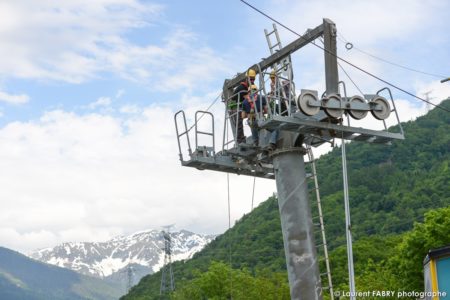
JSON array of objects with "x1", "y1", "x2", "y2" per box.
[
  {"x1": 123, "y1": 99, "x2": 450, "y2": 299},
  {"x1": 30, "y1": 229, "x2": 215, "y2": 287},
  {"x1": 0, "y1": 246, "x2": 122, "y2": 300}
]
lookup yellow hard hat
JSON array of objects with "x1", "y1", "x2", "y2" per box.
[
  {"x1": 247, "y1": 69, "x2": 256, "y2": 78},
  {"x1": 250, "y1": 84, "x2": 258, "y2": 91},
  {"x1": 270, "y1": 70, "x2": 276, "y2": 78}
]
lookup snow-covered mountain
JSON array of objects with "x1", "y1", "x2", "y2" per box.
[{"x1": 29, "y1": 229, "x2": 215, "y2": 285}]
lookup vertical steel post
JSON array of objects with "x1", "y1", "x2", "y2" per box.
[
  {"x1": 273, "y1": 135, "x2": 323, "y2": 300},
  {"x1": 342, "y1": 139, "x2": 356, "y2": 299},
  {"x1": 323, "y1": 19, "x2": 339, "y2": 95}
]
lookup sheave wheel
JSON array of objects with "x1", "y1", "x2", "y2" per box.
[
  {"x1": 348, "y1": 96, "x2": 368, "y2": 120},
  {"x1": 370, "y1": 96, "x2": 391, "y2": 120},
  {"x1": 323, "y1": 94, "x2": 344, "y2": 119},
  {"x1": 297, "y1": 92, "x2": 320, "y2": 116}
]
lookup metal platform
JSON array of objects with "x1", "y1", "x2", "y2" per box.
[
  {"x1": 182, "y1": 146, "x2": 275, "y2": 179},
  {"x1": 261, "y1": 114, "x2": 404, "y2": 146}
]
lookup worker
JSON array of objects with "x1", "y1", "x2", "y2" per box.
[
  {"x1": 268, "y1": 69, "x2": 288, "y2": 116},
  {"x1": 242, "y1": 84, "x2": 278, "y2": 150},
  {"x1": 227, "y1": 69, "x2": 257, "y2": 144}
]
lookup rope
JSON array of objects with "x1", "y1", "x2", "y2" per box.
[
  {"x1": 251, "y1": 177, "x2": 256, "y2": 211},
  {"x1": 226, "y1": 173, "x2": 233, "y2": 298}
]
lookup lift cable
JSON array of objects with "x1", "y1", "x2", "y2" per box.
[
  {"x1": 226, "y1": 123, "x2": 233, "y2": 296},
  {"x1": 251, "y1": 176, "x2": 256, "y2": 211},
  {"x1": 338, "y1": 62, "x2": 364, "y2": 96},
  {"x1": 336, "y1": 33, "x2": 448, "y2": 79},
  {"x1": 239, "y1": 0, "x2": 450, "y2": 114}
]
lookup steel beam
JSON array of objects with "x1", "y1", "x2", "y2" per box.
[{"x1": 224, "y1": 24, "x2": 324, "y2": 92}]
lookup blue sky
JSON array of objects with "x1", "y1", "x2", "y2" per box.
[{"x1": 0, "y1": 0, "x2": 449, "y2": 253}]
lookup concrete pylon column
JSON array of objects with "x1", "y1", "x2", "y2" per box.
[{"x1": 272, "y1": 134, "x2": 322, "y2": 300}]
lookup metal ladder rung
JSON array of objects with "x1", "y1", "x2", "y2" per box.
[
  {"x1": 177, "y1": 131, "x2": 188, "y2": 138},
  {"x1": 270, "y1": 43, "x2": 281, "y2": 49},
  {"x1": 305, "y1": 145, "x2": 334, "y2": 299},
  {"x1": 196, "y1": 130, "x2": 213, "y2": 136}
]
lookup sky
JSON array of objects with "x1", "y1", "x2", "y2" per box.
[{"x1": 0, "y1": 0, "x2": 449, "y2": 253}]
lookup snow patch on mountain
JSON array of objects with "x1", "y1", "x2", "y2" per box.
[{"x1": 29, "y1": 229, "x2": 215, "y2": 282}]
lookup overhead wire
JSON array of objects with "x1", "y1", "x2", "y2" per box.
[
  {"x1": 336, "y1": 33, "x2": 448, "y2": 79},
  {"x1": 239, "y1": 0, "x2": 450, "y2": 114}
]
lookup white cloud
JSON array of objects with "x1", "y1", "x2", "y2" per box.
[
  {"x1": 0, "y1": 104, "x2": 275, "y2": 253},
  {"x1": 0, "y1": 1, "x2": 162, "y2": 83},
  {"x1": 269, "y1": 0, "x2": 442, "y2": 45},
  {"x1": 119, "y1": 104, "x2": 140, "y2": 114},
  {"x1": 0, "y1": 90, "x2": 29, "y2": 104},
  {"x1": 88, "y1": 96, "x2": 112, "y2": 109},
  {"x1": 0, "y1": 1, "x2": 231, "y2": 90}
]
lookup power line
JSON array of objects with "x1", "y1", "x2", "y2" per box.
[
  {"x1": 239, "y1": 0, "x2": 450, "y2": 114},
  {"x1": 336, "y1": 33, "x2": 447, "y2": 79}
]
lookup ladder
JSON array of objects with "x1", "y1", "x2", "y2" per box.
[
  {"x1": 264, "y1": 23, "x2": 296, "y2": 115},
  {"x1": 307, "y1": 146, "x2": 335, "y2": 300},
  {"x1": 264, "y1": 23, "x2": 293, "y2": 81}
]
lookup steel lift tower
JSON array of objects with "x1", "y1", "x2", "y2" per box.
[
  {"x1": 160, "y1": 225, "x2": 175, "y2": 296},
  {"x1": 175, "y1": 19, "x2": 404, "y2": 300}
]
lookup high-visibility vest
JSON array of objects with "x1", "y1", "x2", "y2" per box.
[{"x1": 229, "y1": 82, "x2": 249, "y2": 109}]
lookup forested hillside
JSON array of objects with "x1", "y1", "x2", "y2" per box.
[
  {"x1": 124, "y1": 99, "x2": 450, "y2": 299},
  {"x1": 0, "y1": 247, "x2": 122, "y2": 300}
]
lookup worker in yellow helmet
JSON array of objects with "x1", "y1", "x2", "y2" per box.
[
  {"x1": 268, "y1": 69, "x2": 288, "y2": 116},
  {"x1": 228, "y1": 68, "x2": 257, "y2": 144},
  {"x1": 241, "y1": 83, "x2": 278, "y2": 150}
]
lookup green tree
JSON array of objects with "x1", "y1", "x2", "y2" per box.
[
  {"x1": 390, "y1": 207, "x2": 450, "y2": 291},
  {"x1": 171, "y1": 262, "x2": 289, "y2": 300}
]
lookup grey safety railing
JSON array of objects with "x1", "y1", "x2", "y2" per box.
[
  {"x1": 376, "y1": 87, "x2": 404, "y2": 136},
  {"x1": 195, "y1": 110, "x2": 215, "y2": 155},
  {"x1": 174, "y1": 110, "x2": 192, "y2": 162}
]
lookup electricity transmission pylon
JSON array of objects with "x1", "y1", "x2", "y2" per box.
[
  {"x1": 160, "y1": 225, "x2": 175, "y2": 296},
  {"x1": 126, "y1": 264, "x2": 134, "y2": 293}
]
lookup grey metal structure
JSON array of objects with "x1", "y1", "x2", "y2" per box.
[
  {"x1": 119, "y1": 264, "x2": 135, "y2": 294},
  {"x1": 126, "y1": 265, "x2": 134, "y2": 294},
  {"x1": 341, "y1": 132, "x2": 355, "y2": 299},
  {"x1": 174, "y1": 18, "x2": 404, "y2": 300},
  {"x1": 160, "y1": 228, "x2": 175, "y2": 295}
]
